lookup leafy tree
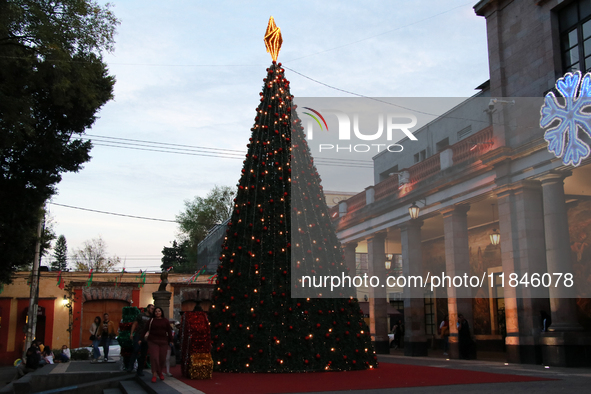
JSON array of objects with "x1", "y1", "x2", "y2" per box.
[
  {"x1": 16, "y1": 207, "x2": 56, "y2": 272},
  {"x1": 160, "y1": 240, "x2": 192, "y2": 273},
  {"x1": 174, "y1": 185, "x2": 235, "y2": 266},
  {"x1": 0, "y1": 0, "x2": 119, "y2": 283},
  {"x1": 40, "y1": 209, "x2": 57, "y2": 259},
  {"x1": 72, "y1": 236, "x2": 119, "y2": 272},
  {"x1": 52, "y1": 235, "x2": 68, "y2": 271}
]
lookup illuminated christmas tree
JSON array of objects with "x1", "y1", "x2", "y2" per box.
[{"x1": 210, "y1": 17, "x2": 377, "y2": 373}]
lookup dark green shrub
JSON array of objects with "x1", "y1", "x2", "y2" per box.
[{"x1": 71, "y1": 348, "x2": 91, "y2": 360}]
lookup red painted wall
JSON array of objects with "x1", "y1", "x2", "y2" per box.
[
  {"x1": 15, "y1": 299, "x2": 28, "y2": 358},
  {"x1": 132, "y1": 289, "x2": 140, "y2": 308},
  {"x1": 0, "y1": 300, "x2": 11, "y2": 355},
  {"x1": 0, "y1": 299, "x2": 16, "y2": 365},
  {"x1": 38, "y1": 299, "x2": 55, "y2": 349}
]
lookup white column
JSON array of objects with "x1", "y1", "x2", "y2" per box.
[
  {"x1": 496, "y1": 181, "x2": 550, "y2": 364},
  {"x1": 367, "y1": 233, "x2": 389, "y2": 354},
  {"x1": 442, "y1": 205, "x2": 473, "y2": 359},
  {"x1": 343, "y1": 242, "x2": 358, "y2": 299},
  {"x1": 400, "y1": 219, "x2": 428, "y2": 356},
  {"x1": 539, "y1": 172, "x2": 581, "y2": 331},
  {"x1": 343, "y1": 242, "x2": 358, "y2": 277}
]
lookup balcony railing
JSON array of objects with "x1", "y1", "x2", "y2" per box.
[
  {"x1": 374, "y1": 174, "x2": 399, "y2": 201},
  {"x1": 409, "y1": 152, "x2": 440, "y2": 184},
  {"x1": 345, "y1": 192, "x2": 366, "y2": 213},
  {"x1": 452, "y1": 125, "x2": 493, "y2": 164},
  {"x1": 332, "y1": 125, "x2": 495, "y2": 218}
]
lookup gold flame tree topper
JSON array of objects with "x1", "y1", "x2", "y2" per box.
[{"x1": 264, "y1": 16, "x2": 282, "y2": 61}]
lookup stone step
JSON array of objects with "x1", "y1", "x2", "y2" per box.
[
  {"x1": 134, "y1": 375, "x2": 205, "y2": 394},
  {"x1": 119, "y1": 381, "x2": 147, "y2": 394},
  {"x1": 103, "y1": 389, "x2": 124, "y2": 394}
]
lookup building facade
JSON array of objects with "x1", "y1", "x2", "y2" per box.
[
  {"x1": 0, "y1": 271, "x2": 213, "y2": 366},
  {"x1": 330, "y1": 0, "x2": 591, "y2": 366}
]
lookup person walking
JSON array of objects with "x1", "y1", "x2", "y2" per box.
[
  {"x1": 127, "y1": 303, "x2": 154, "y2": 376},
  {"x1": 89, "y1": 316, "x2": 102, "y2": 363},
  {"x1": 394, "y1": 320, "x2": 404, "y2": 349},
  {"x1": 390, "y1": 321, "x2": 399, "y2": 349},
  {"x1": 439, "y1": 315, "x2": 450, "y2": 356},
  {"x1": 142, "y1": 306, "x2": 172, "y2": 383},
  {"x1": 457, "y1": 314, "x2": 472, "y2": 359},
  {"x1": 98, "y1": 313, "x2": 117, "y2": 362},
  {"x1": 540, "y1": 310, "x2": 552, "y2": 332}
]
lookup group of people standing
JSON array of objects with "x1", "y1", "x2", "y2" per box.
[
  {"x1": 16, "y1": 299, "x2": 208, "y2": 385},
  {"x1": 125, "y1": 304, "x2": 175, "y2": 384},
  {"x1": 15, "y1": 300, "x2": 205, "y2": 385},
  {"x1": 438, "y1": 314, "x2": 472, "y2": 359},
  {"x1": 86, "y1": 302, "x2": 211, "y2": 384},
  {"x1": 88, "y1": 305, "x2": 175, "y2": 383},
  {"x1": 89, "y1": 313, "x2": 117, "y2": 363}
]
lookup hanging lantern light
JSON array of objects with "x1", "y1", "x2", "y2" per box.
[
  {"x1": 490, "y1": 229, "x2": 501, "y2": 246},
  {"x1": 489, "y1": 204, "x2": 500, "y2": 246},
  {"x1": 409, "y1": 202, "x2": 420, "y2": 219},
  {"x1": 385, "y1": 254, "x2": 393, "y2": 270}
]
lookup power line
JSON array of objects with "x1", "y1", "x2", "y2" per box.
[
  {"x1": 87, "y1": 134, "x2": 373, "y2": 163},
  {"x1": 49, "y1": 202, "x2": 176, "y2": 223},
  {"x1": 86, "y1": 134, "x2": 246, "y2": 154},
  {"x1": 283, "y1": 66, "x2": 490, "y2": 127},
  {"x1": 90, "y1": 142, "x2": 246, "y2": 160},
  {"x1": 85, "y1": 136, "x2": 375, "y2": 168},
  {"x1": 90, "y1": 142, "x2": 374, "y2": 168}
]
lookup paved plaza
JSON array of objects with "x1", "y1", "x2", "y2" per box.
[{"x1": 1, "y1": 350, "x2": 588, "y2": 394}]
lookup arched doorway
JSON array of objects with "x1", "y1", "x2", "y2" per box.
[
  {"x1": 81, "y1": 300, "x2": 128, "y2": 347},
  {"x1": 181, "y1": 300, "x2": 197, "y2": 312}
]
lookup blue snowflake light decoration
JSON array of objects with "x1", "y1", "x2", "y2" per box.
[{"x1": 540, "y1": 71, "x2": 591, "y2": 167}]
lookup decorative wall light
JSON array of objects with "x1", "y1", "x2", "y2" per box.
[
  {"x1": 385, "y1": 251, "x2": 393, "y2": 270},
  {"x1": 409, "y1": 199, "x2": 426, "y2": 220},
  {"x1": 490, "y1": 229, "x2": 501, "y2": 246}
]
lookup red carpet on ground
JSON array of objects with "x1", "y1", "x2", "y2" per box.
[{"x1": 171, "y1": 362, "x2": 554, "y2": 394}]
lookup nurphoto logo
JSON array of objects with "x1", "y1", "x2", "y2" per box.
[{"x1": 301, "y1": 107, "x2": 418, "y2": 154}]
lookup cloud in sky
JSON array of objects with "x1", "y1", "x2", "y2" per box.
[{"x1": 46, "y1": 0, "x2": 490, "y2": 271}]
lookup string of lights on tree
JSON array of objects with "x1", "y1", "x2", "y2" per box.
[{"x1": 209, "y1": 17, "x2": 377, "y2": 373}]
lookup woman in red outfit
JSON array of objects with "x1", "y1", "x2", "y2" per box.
[{"x1": 143, "y1": 307, "x2": 173, "y2": 383}]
